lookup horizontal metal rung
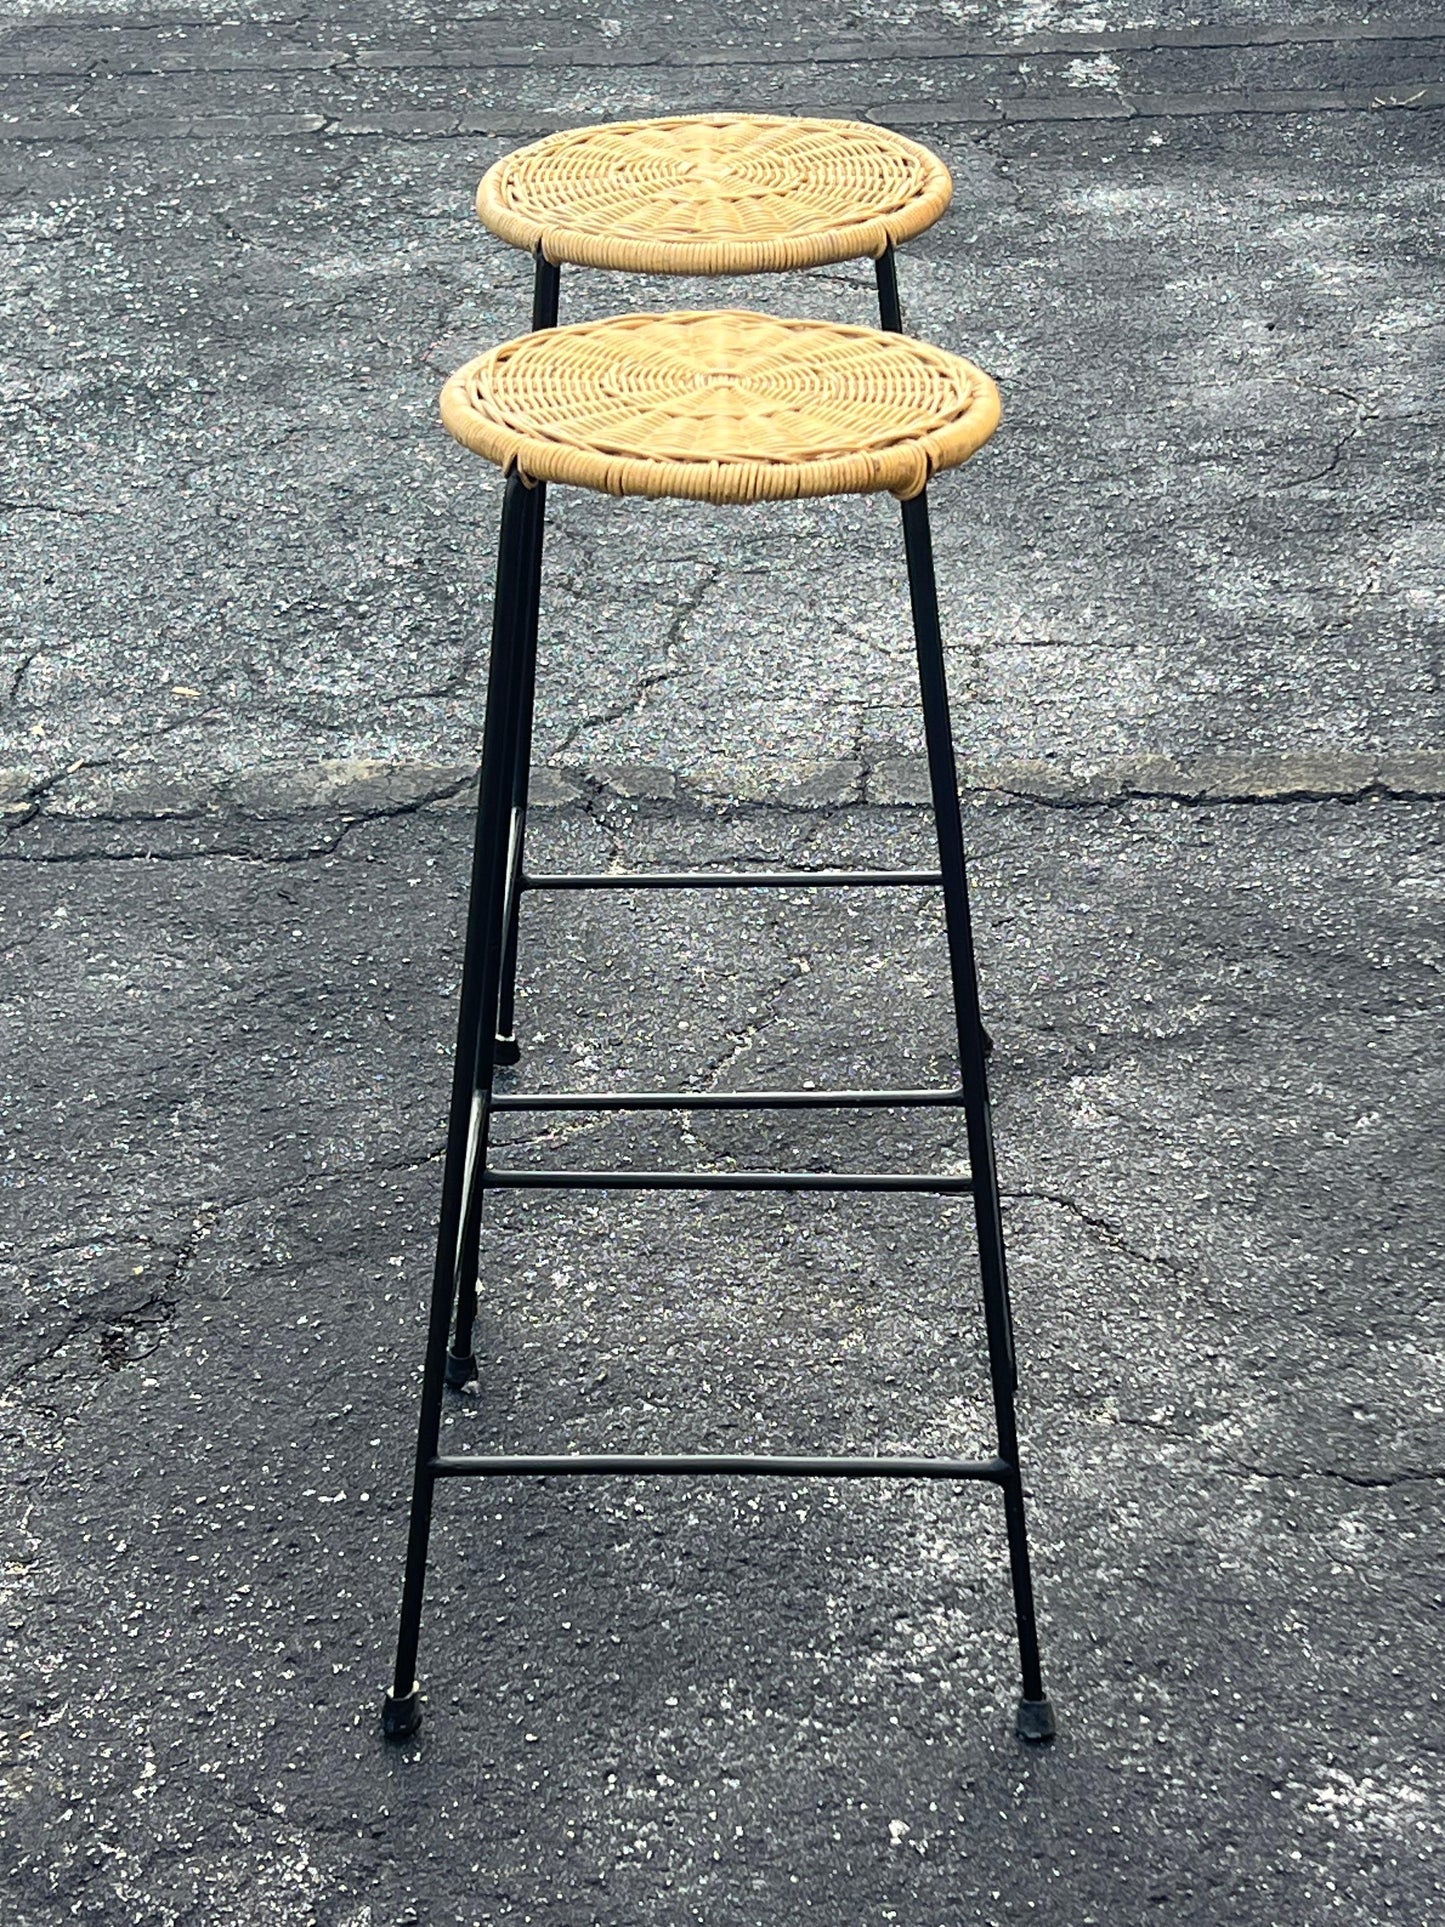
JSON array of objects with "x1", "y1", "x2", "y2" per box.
[
  {"x1": 431, "y1": 1452, "x2": 1009, "y2": 1482},
  {"x1": 522, "y1": 868, "x2": 943, "y2": 891},
  {"x1": 482, "y1": 1168, "x2": 972, "y2": 1194},
  {"x1": 491, "y1": 1086, "x2": 964, "y2": 1113}
]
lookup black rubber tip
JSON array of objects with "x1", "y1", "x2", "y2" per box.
[
  {"x1": 1015, "y1": 1695, "x2": 1057, "y2": 1744},
  {"x1": 382, "y1": 1685, "x2": 422, "y2": 1742},
  {"x1": 493, "y1": 1033, "x2": 522, "y2": 1067},
  {"x1": 444, "y1": 1348, "x2": 477, "y2": 1390}
]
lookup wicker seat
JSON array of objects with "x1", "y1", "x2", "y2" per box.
[
  {"x1": 475, "y1": 114, "x2": 953, "y2": 275},
  {"x1": 440, "y1": 310, "x2": 999, "y2": 505}
]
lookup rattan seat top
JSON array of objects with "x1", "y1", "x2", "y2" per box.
[
  {"x1": 476, "y1": 114, "x2": 953, "y2": 275},
  {"x1": 440, "y1": 310, "x2": 999, "y2": 505}
]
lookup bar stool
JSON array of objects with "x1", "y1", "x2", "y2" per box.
[
  {"x1": 381, "y1": 308, "x2": 1056, "y2": 1747},
  {"x1": 476, "y1": 113, "x2": 954, "y2": 1064}
]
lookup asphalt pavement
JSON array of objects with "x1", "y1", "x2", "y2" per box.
[{"x1": 1, "y1": 3, "x2": 1442, "y2": 1923}]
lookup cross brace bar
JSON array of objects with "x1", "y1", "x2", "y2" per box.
[
  {"x1": 491, "y1": 1085, "x2": 964, "y2": 1113},
  {"x1": 431, "y1": 1452, "x2": 1010, "y2": 1481},
  {"x1": 481, "y1": 1168, "x2": 973, "y2": 1194},
  {"x1": 523, "y1": 868, "x2": 944, "y2": 891}
]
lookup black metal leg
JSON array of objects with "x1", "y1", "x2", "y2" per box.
[
  {"x1": 901, "y1": 487, "x2": 1054, "y2": 1744},
  {"x1": 447, "y1": 480, "x2": 544, "y2": 1386},
  {"x1": 382, "y1": 471, "x2": 536, "y2": 1741},
  {"x1": 874, "y1": 250, "x2": 996, "y2": 1058},
  {"x1": 493, "y1": 250, "x2": 561, "y2": 1070},
  {"x1": 531, "y1": 249, "x2": 560, "y2": 332},
  {"x1": 492, "y1": 480, "x2": 546, "y2": 1069},
  {"x1": 875, "y1": 243, "x2": 903, "y2": 333}
]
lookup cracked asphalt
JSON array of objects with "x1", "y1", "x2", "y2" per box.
[{"x1": 1, "y1": 2, "x2": 1443, "y2": 1924}]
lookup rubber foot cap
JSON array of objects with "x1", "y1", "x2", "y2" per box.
[
  {"x1": 1015, "y1": 1695, "x2": 1057, "y2": 1744},
  {"x1": 493, "y1": 1033, "x2": 521, "y2": 1067},
  {"x1": 382, "y1": 1685, "x2": 422, "y2": 1742},
  {"x1": 444, "y1": 1348, "x2": 477, "y2": 1390}
]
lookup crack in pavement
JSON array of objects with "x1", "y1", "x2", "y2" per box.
[
  {"x1": 4, "y1": 769, "x2": 1442, "y2": 867},
  {"x1": 1104, "y1": 1412, "x2": 1445, "y2": 1492},
  {"x1": 8, "y1": 81, "x2": 1441, "y2": 145},
  {"x1": 4, "y1": 19, "x2": 1442, "y2": 82},
  {"x1": 491, "y1": 1108, "x2": 611, "y2": 1156},
  {"x1": 0, "y1": 1146, "x2": 451, "y2": 1408},
  {"x1": 1002, "y1": 1186, "x2": 1188, "y2": 1277},
  {"x1": 984, "y1": 777, "x2": 1445, "y2": 811},
  {"x1": 1, "y1": 1236, "x2": 192, "y2": 1398},
  {"x1": 571, "y1": 783, "x2": 627, "y2": 869},
  {"x1": 553, "y1": 563, "x2": 723, "y2": 760},
  {"x1": 8, "y1": 750, "x2": 1442, "y2": 843},
  {"x1": 678, "y1": 853, "x2": 834, "y2": 1163},
  {"x1": 0, "y1": 500, "x2": 121, "y2": 517},
  {"x1": 6, "y1": 647, "x2": 42, "y2": 713},
  {"x1": 1259, "y1": 376, "x2": 1381, "y2": 495},
  {"x1": 0, "y1": 778, "x2": 479, "y2": 864}
]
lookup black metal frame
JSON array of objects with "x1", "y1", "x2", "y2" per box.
[{"x1": 381, "y1": 246, "x2": 1055, "y2": 1747}]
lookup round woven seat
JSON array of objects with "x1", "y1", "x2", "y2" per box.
[
  {"x1": 476, "y1": 114, "x2": 953, "y2": 276},
  {"x1": 440, "y1": 310, "x2": 999, "y2": 506}
]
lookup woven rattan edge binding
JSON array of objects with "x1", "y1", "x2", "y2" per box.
[
  {"x1": 481, "y1": 213, "x2": 936, "y2": 277},
  {"x1": 475, "y1": 114, "x2": 954, "y2": 275}
]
